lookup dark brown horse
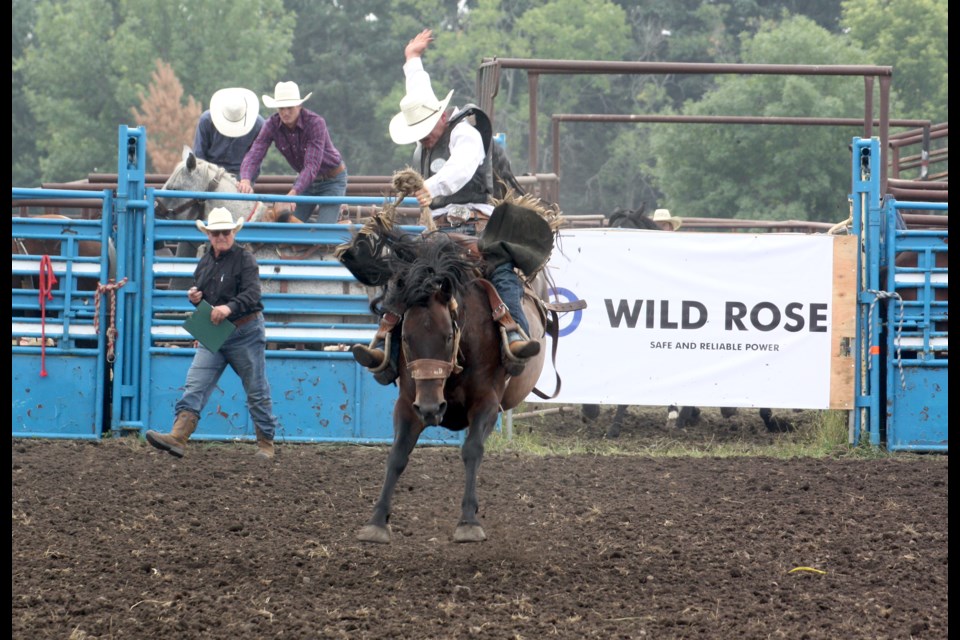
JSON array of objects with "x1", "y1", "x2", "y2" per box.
[{"x1": 356, "y1": 231, "x2": 546, "y2": 544}]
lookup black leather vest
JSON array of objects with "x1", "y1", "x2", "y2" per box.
[{"x1": 412, "y1": 106, "x2": 494, "y2": 209}]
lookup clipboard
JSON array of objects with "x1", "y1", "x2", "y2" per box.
[{"x1": 182, "y1": 300, "x2": 236, "y2": 352}]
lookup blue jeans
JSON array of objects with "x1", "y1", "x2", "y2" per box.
[
  {"x1": 295, "y1": 170, "x2": 348, "y2": 223},
  {"x1": 175, "y1": 314, "x2": 280, "y2": 440},
  {"x1": 489, "y1": 262, "x2": 528, "y2": 335}
]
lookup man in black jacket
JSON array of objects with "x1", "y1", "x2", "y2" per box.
[{"x1": 145, "y1": 207, "x2": 280, "y2": 460}]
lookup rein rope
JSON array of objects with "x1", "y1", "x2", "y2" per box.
[
  {"x1": 94, "y1": 277, "x2": 129, "y2": 363},
  {"x1": 37, "y1": 255, "x2": 57, "y2": 377}
]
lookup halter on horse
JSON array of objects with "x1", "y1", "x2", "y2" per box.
[{"x1": 356, "y1": 231, "x2": 548, "y2": 544}]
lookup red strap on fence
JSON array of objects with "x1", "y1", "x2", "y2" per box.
[{"x1": 37, "y1": 255, "x2": 57, "y2": 377}]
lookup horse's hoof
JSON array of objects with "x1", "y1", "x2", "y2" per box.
[
  {"x1": 665, "y1": 408, "x2": 678, "y2": 430},
  {"x1": 357, "y1": 524, "x2": 391, "y2": 544},
  {"x1": 605, "y1": 426, "x2": 621, "y2": 439},
  {"x1": 453, "y1": 524, "x2": 487, "y2": 543},
  {"x1": 581, "y1": 404, "x2": 601, "y2": 421}
]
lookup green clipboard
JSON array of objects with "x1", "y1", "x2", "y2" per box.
[{"x1": 182, "y1": 300, "x2": 236, "y2": 352}]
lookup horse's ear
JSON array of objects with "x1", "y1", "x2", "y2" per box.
[
  {"x1": 182, "y1": 145, "x2": 197, "y2": 171},
  {"x1": 439, "y1": 278, "x2": 455, "y2": 304}
]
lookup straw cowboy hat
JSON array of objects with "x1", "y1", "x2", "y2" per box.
[
  {"x1": 196, "y1": 207, "x2": 244, "y2": 233},
  {"x1": 262, "y1": 81, "x2": 313, "y2": 109},
  {"x1": 209, "y1": 87, "x2": 260, "y2": 138},
  {"x1": 389, "y1": 76, "x2": 455, "y2": 145},
  {"x1": 652, "y1": 208, "x2": 682, "y2": 230}
]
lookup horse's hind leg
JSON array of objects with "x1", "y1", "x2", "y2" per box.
[
  {"x1": 357, "y1": 417, "x2": 422, "y2": 544},
  {"x1": 453, "y1": 413, "x2": 497, "y2": 543},
  {"x1": 605, "y1": 405, "x2": 628, "y2": 438}
]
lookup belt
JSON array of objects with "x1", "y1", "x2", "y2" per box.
[
  {"x1": 232, "y1": 312, "x2": 261, "y2": 327},
  {"x1": 317, "y1": 162, "x2": 346, "y2": 181},
  {"x1": 434, "y1": 210, "x2": 489, "y2": 229}
]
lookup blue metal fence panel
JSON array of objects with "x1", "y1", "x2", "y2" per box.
[
  {"x1": 11, "y1": 203, "x2": 113, "y2": 439},
  {"x1": 883, "y1": 202, "x2": 948, "y2": 452},
  {"x1": 851, "y1": 137, "x2": 948, "y2": 451}
]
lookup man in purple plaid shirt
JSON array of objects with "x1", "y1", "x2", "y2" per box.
[{"x1": 239, "y1": 81, "x2": 348, "y2": 224}]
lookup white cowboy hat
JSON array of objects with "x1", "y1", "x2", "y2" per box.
[
  {"x1": 652, "y1": 208, "x2": 682, "y2": 230},
  {"x1": 209, "y1": 87, "x2": 260, "y2": 137},
  {"x1": 262, "y1": 81, "x2": 313, "y2": 109},
  {"x1": 389, "y1": 79, "x2": 455, "y2": 145},
  {"x1": 196, "y1": 207, "x2": 244, "y2": 233}
]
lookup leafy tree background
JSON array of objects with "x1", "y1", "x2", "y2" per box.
[{"x1": 11, "y1": 0, "x2": 947, "y2": 223}]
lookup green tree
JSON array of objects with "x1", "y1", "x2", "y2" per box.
[
  {"x1": 12, "y1": 0, "x2": 39, "y2": 187},
  {"x1": 649, "y1": 15, "x2": 875, "y2": 223},
  {"x1": 841, "y1": 0, "x2": 947, "y2": 123},
  {"x1": 281, "y1": 0, "x2": 410, "y2": 176},
  {"x1": 16, "y1": 0, "x2": 293, "y2": 180}
]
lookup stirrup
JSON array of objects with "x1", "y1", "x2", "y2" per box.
[
  {"x1": 355, "y1": 333, "x2": 392, "y2": 374},
  {"x1": 499, "y1": 326, "x2": 532, "y2": 376}
]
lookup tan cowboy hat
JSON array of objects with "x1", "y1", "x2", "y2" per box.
[
  {"x1": 209, "y1": 87, "x2": 259, "y2": 137},
  {"x1": 652, "y1": 208, "x2": 682, "y2": 230},
  {"x1": 196, "y1": 207, "x2": 243, "y2": 233},
  {"x1": 389, "y1": 76, "x2": 454, "y2": 145},
  {"x1": 262, "y1": 81, "x2": 313, "y2": 109}
]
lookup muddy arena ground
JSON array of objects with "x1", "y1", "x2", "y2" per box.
[{"x1": 12, "y1": 407, "x2": 947, "y2": 639}]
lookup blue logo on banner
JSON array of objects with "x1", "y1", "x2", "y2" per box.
[{"x1": 548, "y1": 287, "x2": 583, "y2": 337}]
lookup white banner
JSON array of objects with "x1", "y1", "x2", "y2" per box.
[{"x1": 534, "y1": 229, "x2": 837, "y2": 409}]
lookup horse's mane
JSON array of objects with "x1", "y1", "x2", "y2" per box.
[{"x1": 382, "y1": 233, "x2": 481, "y2": 310}]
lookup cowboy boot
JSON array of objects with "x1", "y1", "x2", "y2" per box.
[
  {"x1": 352, "y1": 312, "x2": 400, "y2": 385},
  {"x1": 254, "y1": 429, "x2": 275, "y2": 461},
  {"x1": 145, "y1": 411, "x2": 199, "y2": 458},
  {"x1": 506, "y1": 330, "x2": 541, "y2": 359},
  {"x1": 352, "y1": 343, "x2": 385, "y2": 368}
]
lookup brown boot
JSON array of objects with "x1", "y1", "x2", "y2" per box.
[
  {"x1": 352, "y1": 343, "x2": 399, "y2": 386},
  {"x1": 508, "y1": 339, "x2": 541, "y2": 359},
  {"x1": 145, "y1": 411, "x2": 199, "y2": 458},
  {"x1": 352, "y1": 344, "x2": 386, "y2": 368},
  {"x1": 255, "y1": 431, "x2": 275, "y2": 461},
  {"x1": 505, "y1": 329, "x2": 541, "y2": 359}
]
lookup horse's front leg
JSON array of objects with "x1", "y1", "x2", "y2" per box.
[
  {"x1": 453, "y1": 402, "x2": 500, "y2": 543},
  {"x1": 357, "y1": 407, "x2": 422, "y2": 544}
]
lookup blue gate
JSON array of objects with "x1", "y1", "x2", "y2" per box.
[
  {"x1": 12, "y1": 125, "x2": 462, "y2": 446},
  {"x1": 852, "y1": 137, "x2": 948, "y2": 451},
  {"x1": 11, "y1": 202, "x2": 113, "y2": 439}
]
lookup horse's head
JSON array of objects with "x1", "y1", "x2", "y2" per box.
[
  {"x1": 155, "y1": 147, "x2": 236, "y2": 222},
  {"x1": 386, "y1": 233, "x2": 478, "y2": 426},
  {"x1": 402, "y1": 286, "x2": 462, "y2": 425}
]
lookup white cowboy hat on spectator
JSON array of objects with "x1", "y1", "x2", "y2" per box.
[
  {"x1": 262, "y1": 81, "x2": 313, "y2": 109},
  {"x1": 209, "y1": 87, "x2": 260, "y2": 137},
  {"x1": 652, "y1": 208, "x2": 682, "y2": 230},
  {"x1": 389, "y1": 76, "x2": 455, "y2": 145},
  {"x1": 196, "y1": 207, "x2": 244, "y2": 233}
]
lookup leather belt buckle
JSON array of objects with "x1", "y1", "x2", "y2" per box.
[{"x1": 447, "y1": 205, "x2": 473, "y2": 227}]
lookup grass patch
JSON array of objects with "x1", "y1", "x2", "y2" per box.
[{"x1": 486, "y1": 407, "x2": 893, "y2": 460}]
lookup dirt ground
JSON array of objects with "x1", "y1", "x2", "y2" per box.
[{"x1": 12, "y1": 407, "x2": 948, "y2": 639}]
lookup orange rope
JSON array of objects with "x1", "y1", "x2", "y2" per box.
[
  {"x1": 94, "y1": 277, "x2": 129, "y2": 363},
  {"x1": 37, "y1": 255, "x2": 57, "y2": 377}
]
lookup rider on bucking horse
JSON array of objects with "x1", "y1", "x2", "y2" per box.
[{"x1": 345, "y1": 28, "x2": 552, "y2": 385}]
